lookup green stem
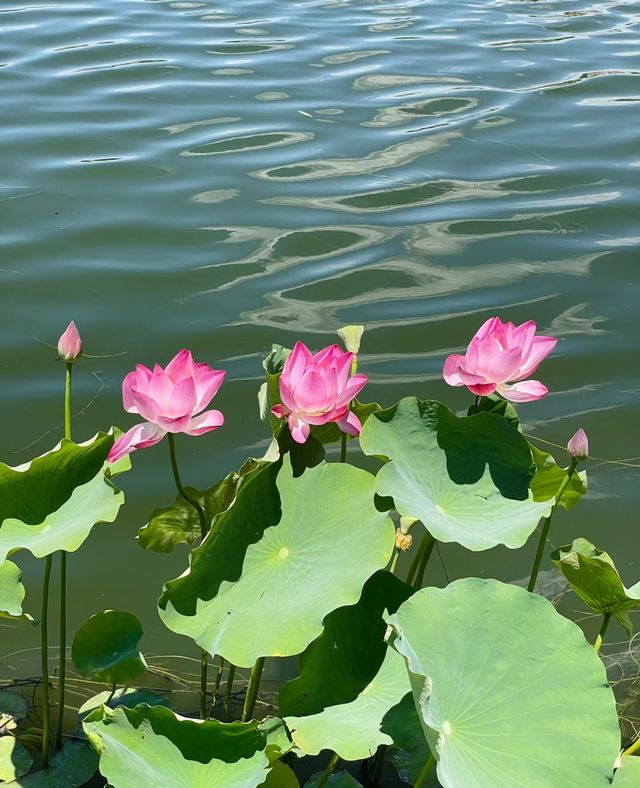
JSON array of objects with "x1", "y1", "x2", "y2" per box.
[
  {"x1": 167, "y1": 433, "x2": 210, "y2": 719},
  {"x1": 623, "y1": 735, "x2": 640, "y2": 757},
  {"x1": 594, "y1": 612, "x2": 611, "y2": 654},
  {"x1": 167, "y1": 434, "x2": 207, "y2": 540},
  {"x1": 389, "y1": 548, "x2": 400, "y2": 575},
  {"x1": 106, "y1": 683, "x2": 117, "y2": 705},
  {"x1": 210, "y1": 656, "x2": 225, "y2": 717},
  {"x1": 55, "y1": 364, "x2": 73, "y2": 750},
  {"x1": 318, "y1": 753, "x2": 340, "y2": 788},
  {"x1": 340, "y1": 432, "x2": 347, "y2": 463},
  {"x1": 527, "y1": 460, "x2": 577, "y2": 593},
  {"x1": 54, "y1": 553, "x2": 67, "y2": 750},
  {"x1": 414, "y1": 753, "x2": 436, "y2": 788},
  {"x1": 200, "y1": 650, "x2": 209, "y2": 719},
  {"x1": 41, "y1": 555, "x2": 53, "y2": 768},
  {"x1": 406, "y1": 531, "x2": 434, "y2": 589},
  {"x1": 242, "y1": 657, "x2": 265, "y2": 722},
  {"x1": 413, "y1": 536, "x2": 436, "y2": 590},
  {"x1": 223, "y1": 664, "x2": 236, "y2": 722},
  {"x1": 370, "y1": 745, "x2": 387, "y2": 785}
]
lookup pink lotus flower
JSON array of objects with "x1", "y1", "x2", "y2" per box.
[
  {"x1": 57, "y1": 321, "x2": 82, "y2": 362},
  {"x1": 271, "y1": 341, "x2": 367, "y2": 444},
  {"x1": 567, "y1": 428, "x2": 588, "y2": 461},
  {"x1": 108, "y1": 349, "x2": 225, "y2": 462},
  {"x1": 443, "y1": 317, "x2": 557, "y2": 402}
]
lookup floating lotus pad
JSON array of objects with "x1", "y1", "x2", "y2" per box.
[
  {"x1": 360, "y1": 398, "x2": 553, "y2": 551},
  {"x1": 160, "y1": 457, "x2": 394, "y2": 667},
  {"x1": 388, "y1": 578, "x2": 620, "y2": 787}
]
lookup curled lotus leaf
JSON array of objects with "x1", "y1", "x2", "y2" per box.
[
  {"x1": 0, "y1": 561, "x2": 30, "y2": 621},
  {"x1": 72, "y1": 610, "x2": 147, "y2": 685},
  {"x1": 387, "y1": 578, "x2": 620, "y2": 787},
  {"x1": 530, "y1": 445, "x2": 587, "y2": 509},
  {"x1": 359, "y1": 398, "x2": 553, "y2": 551},
  {"x1": 83, "y1": 704, "x2": 271, "y2": 788},
  {"x1": 0, "y1": 431, "x2": 126, "y2": 563},
  {"x1": 160, "y1": 457, "x2": 394, "y2": 668},
  {"x1": 552, "y1": 538, "x2": 640, "y2": 632},
  {"x1": 285, "y1": 646, "x2": 411, "y2": 761}
]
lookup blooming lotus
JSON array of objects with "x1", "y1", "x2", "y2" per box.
[
  {"x1": 57, "y1": 321, "x2": 82, "y2": 362},
  {"x1": 443, "y1": 316, "x2": 557, "y2": 402},
  {"x1": 108, "y1": 349, "x2": 225, "y2": 462},
  {"x1": 271, "y1": 341, "x2": 367, "y2": 444}
]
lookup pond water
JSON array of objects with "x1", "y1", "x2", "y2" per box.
[{"x1": 1, "y1": 0, "x2": 639, "y2": 711}]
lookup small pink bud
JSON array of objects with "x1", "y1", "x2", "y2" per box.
[
  {"x1": 57, "y1": 321, "x2": 82, "y2": 362},
  {"x1": 567, "y1": 428, "x2": 589, "y2": 462}
]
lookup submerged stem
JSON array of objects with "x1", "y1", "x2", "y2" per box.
[
  {"x1": 41, "y1": 555, "x2": 53, "y2": 768},
  {"x1": 594, "y1": 612, "x2": 611, "y2": 654},
  {"x1": 242, "y1": 657, "x2": 266, "y2": 722},
  {"x1": 527, "y1": 460, "x2": 577, "y2": 593}
]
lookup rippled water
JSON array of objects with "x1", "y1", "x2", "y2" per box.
[{"x1": 2, "y1": 0, "x2": 639, "y2": 681}]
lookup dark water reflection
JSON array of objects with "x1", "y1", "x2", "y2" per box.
[{"x1": 1, "y1": 0, "x2": 638, "y2": 701}]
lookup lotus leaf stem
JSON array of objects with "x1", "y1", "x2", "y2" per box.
[
  {"x1": 242, "y1": 656, "x2": 265, "y2": 722},
  {"x1": 318, "y1": 752, "x2": 340, "y2": 788},
  {"x1": 594, "y1": 612, "x2": 611, "y2": 654},
  {"x1": 527, "y1": 459, "x2": 577, "y2": 593},
  {"x1": 210, "y1": 656, "x2": 225, "y2": 717},
  {"x1": 40, "y1": 554, "x2": 53, "y2": 768},
  {"x1": 340, "y1": 431, "x2": 347, "y2": 463},
  {"x1": 406, "y1": 530, "x2": 435, "y2": 589},
  {"x1": 413, "y1": 752, "x2": 436, "y2": 788},
  {"x1": 223, "y1": 664, "x2": 236, "y2": 721}
]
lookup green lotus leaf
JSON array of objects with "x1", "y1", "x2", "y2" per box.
[
  {"x1": 77, "y1": 688, "x2": 169, "y2": 721},
  {"x1": 72, "y1": 610, "x2": 147, "y2": 685},
  {"x1": 261, "y1": 761, "x2": 300, "y2": 787},
  {"x1": 159, "y1": 456, "x2": 281, "y2": 620},
  {"x1": 530, "y1": 445, "x2": 587, "y2": 509},
  {"x1": 359, "y1": 398, "x2": 552, "y2": 551},
  {"x1": 285, "y1": 646, "x2": 411, "y2": 761},
  {"x1": 388, "y1": 578, "x2": 620, "y2": 787},
  {"x1": 0, "y1": 561, "x2": 30, "y2": 621},
  {"x1": 0, "y1": 432, "x2": 125, "y2": 563},
  {"x1": 0, "y1": 738, "x2": 32, "y2": 782},
  {"x1": 280, "y1": 570, "x2": 412, "y2": 716},
  {"x1": 160, "y1": 457, "x2": 394, "y2": 668},
  {"x1": 4, "y1": 740, "x2": 98, "y2": 787},
  {"x1": 304, "y1": 771, "x2": 362, "y2": 787},
  {"x1": 612, "y1": 756, "x2": 640, "y2": 786},
  {"x1": 551, "y1": 538, "x2": 640, "y2": 631},
  {"x1": 138, "y1": 471, "x2": 240, "y2": 553},
  {"x1": 83, "y1": 705, "x2": 270, "y2": 788},
  {"x1": 0, "y1": 691, "x2": 29, "y2": 734},
  {"x1": 467, "y1": 392, "x2": 520, "y2": 431},
  {"x1": 259, "y1": 717, "x2": 293, "y2": 762},
  {"x1": 380, "y1": 692, "x2": 431, "y2": 785}
]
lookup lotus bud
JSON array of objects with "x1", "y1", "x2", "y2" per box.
[
  {"x1": 395, "y1": 529, "x2": 412, "y2": 551},
  {"x1": 567, "y1": 428, "x2": 589, "y2": 462},
  {"x1": 57, "y1": 321, "x2": 82, "y2": 363},
  {"x1": 337, "y1": 325, "x2": 364, "y2": 356}
]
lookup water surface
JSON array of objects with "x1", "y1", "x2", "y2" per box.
[{"x1": 1, "y1": 0, "x2": 639, "y2": 691}]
